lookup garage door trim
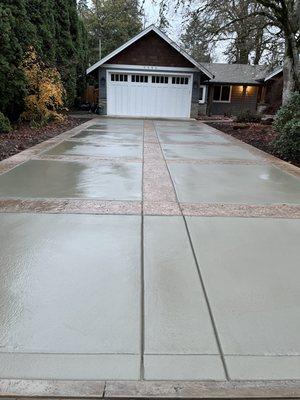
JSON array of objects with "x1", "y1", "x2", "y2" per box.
[{"x1": 106, "y1": 69, "x2": 193, "y2": 118}]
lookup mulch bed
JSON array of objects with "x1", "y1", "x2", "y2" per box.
[
  {"x1": 207, "y1": 121, "x2": 299, "y2": 168},
  {"x1": 208, "y1": 121, "x2": 276, "y2": 152},
  {"x1": 0, "y1": 117, "x2": 90, "y2": 162}
]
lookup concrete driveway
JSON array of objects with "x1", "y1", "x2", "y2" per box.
[{"x1": 0, "y1": 118, "x2": 300, "y2": 387}]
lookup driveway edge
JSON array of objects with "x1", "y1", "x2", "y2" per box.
[{"x1": 1, "y1": 379, "x2": 300, "y2": 398}]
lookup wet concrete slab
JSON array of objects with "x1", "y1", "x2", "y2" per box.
[
  {"x1": 144, "y1": 355, "x2": 225, "y2": 380},
  {"x1": 158, "y1": 132, "x2": 230, "y2": 144},
  {"x1": 88, "y1": 121, "x2": 143, "y2": 130},
  {"x1": 169, "y1": 163, "x2": 300, "y2": 204},
  {"x1": 0, "y1": 213, "x2": 141, "y2": 379},
  {"x1": 86, "y1": 126, "x2": 143, "y2": 135},
  {"x1": 1, "y1": 118, "x2": 300, "y2": 385},
  {"x1": 44, "y1": 141, "x2": 142, "y2": 158},
  {"x1": 163, "y1": 143, "x2": 260, "y2": 161},
  {"x1": 73, "y1": 130, "x2": 143, "y2": 142},
  {"x1": 186, "y1": 216, "x2": 300, "y2": 380},
  {"x1": 0, "y1": 353, "x2": 140, "y2": 380},
  {"x1": 0, "y1": 160, "x2": 142, "y2": 200},
  {"x1": 144, "y1": 216, "x2": 225, "y2": 380}
]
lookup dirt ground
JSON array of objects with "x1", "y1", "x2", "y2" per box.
[
  {"x1": 0, "y1": 117, "x2": 90, "y2": 162},
  {"x1": 207, "y1": 121, "x2": 300, "y2": 167}
]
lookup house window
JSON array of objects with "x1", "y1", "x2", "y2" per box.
[
  {"x1": 131, "y1": 75, "x2": 148, "y2": 83},
  {"x1": 199, "y1": 85, "x2": 206, "y2": 104},
  {"x1": 213, "y1": 85, "x2": 231, "y2": 102},
  {"x1": 152, "y1": 76, "x2": 169, "y2": 84},
  {"x1": 172, "y1": 76, "x2": 189, "y2": 85},
  {"x1": 111, "y1": 74, "x2": 128, "y2": 82}
]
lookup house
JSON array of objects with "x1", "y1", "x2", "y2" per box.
[
  {"x1": 200, "y1": 62, "x2": 268, "y2": 116},
  {"x1": 86, "y1": 25, "x2": 279, "y2": 119},
  {"x1": 263, "y1": 67, "x2": 284, "y2": 113}
]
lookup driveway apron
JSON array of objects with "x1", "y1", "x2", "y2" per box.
[{"x1": 0, "y1": 117, "x2": 300, "y2": 382}]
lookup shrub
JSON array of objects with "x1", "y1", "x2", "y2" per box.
[
  {"x1": 272, "y1": 118, "x2": 300, "y2": 162},
  {"x1": 21, "y1": 47, "x2": 66, "y2": 126},
  {"x1": 0, "y1": 112, "x2": 12, "y2": 133},
  {"x1": 235, "y1": 109, "x2": 262, "y2": 123},
  {"x1": 273, "y1": 93, "x2": 300, "y2": 132}
]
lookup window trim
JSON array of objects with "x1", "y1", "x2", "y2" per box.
[
  {"x1": 131, "y1": 74, "x2": 149, "y2": 83},
  {"x1": 212, "y1": 85, "x2": 232, "y2": 103},
  {"x1": 198, "y1": 85, "x2": 207, "y2": 104},
  {"x1": 110, "y1": 73, "x2": 128, "y2": 82}
]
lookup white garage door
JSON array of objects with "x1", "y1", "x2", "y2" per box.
[{"x1": 107, "y1": 72, "x2": 192, "y2": 118}]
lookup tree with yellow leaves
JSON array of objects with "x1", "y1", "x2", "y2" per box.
[{"x1": 21, "y1": 47, "x2": 66, "y2": 125}]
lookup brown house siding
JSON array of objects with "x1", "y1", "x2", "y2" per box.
[
  {"x1": 109, "y1": 31, "x2": 194, "y2": 68},
  {"x1": 209, "y1": 84, "x2": 260, "y2": 115},
  {"x1": 264, "y1": 74, "x2": 283, "y2": 113}
]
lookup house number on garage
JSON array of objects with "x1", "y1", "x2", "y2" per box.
[{"x1": 143, "y1": 66, "x2": 158, "y2": 70}]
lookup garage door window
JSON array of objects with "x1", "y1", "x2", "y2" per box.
[
  {"x1": 152, "y1": 76, "x2": 169, "y2": 84},
  {"x1": 131, "y1": 75, "x2": 148, "y2": 83},
  {"x1": 172, "y1": 76, "x2": 189, "y2": 85},
  {"x1": 111, "y1": 74, "x2": 128, "y2": 82}
]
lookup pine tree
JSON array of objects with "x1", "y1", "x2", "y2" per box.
[
  {"x1": 0, "y1": 0, "x2": 88, "y2": 119},
  {"x1": 83, "y1": 0, "x2": 144, "y2": 63},
  {"x1": 0, "y1": 0, "x2": 36, "y2": 119}
]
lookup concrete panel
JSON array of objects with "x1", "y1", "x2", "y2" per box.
[
  {"x1": 226, "y1": 356, "x2": 300, "y2": 380},
  {"x1": 44, "y1": 141, "x2": 142, "y2": 158},
  {"x1": 163, "y1": 144, "x2": 259, "y2": 161},
  {"x1": 186, "y1": 217, "x2": 300, "y2": 357},
  {"x1": 0, "y1": 160, "x2": 142, "y2": 200},
  {"x1": 86, "y1": 126, "x2": 143, "y2": 134},
  {"x1": 158, "y1": 132, "x2": 230, "y2": 144},
  {"x1": 144, "y1": 355, "x2": 225, "y2": 380},
  {"x1": 0, "y1": 214, "x2": 141, "y2": 355},
  {"x1": 0, "y1": 353, "x2": 140, "y2": 380},
  {"x1": 144, "y1": 216, "x2": 219, "y2": 355},
  {"x1": 73, "y1": 130, "x2": 143, "y2": 142},
  {"x1": 169, "y1": 164, "x2": 300, "y2": 204}
]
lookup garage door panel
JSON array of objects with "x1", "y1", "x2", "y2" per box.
[{"x1": 107, "y1": 73, "x2": 192, "y2": 118}]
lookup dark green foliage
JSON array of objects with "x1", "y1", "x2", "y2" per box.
[
  {"x1": 235, "y1": 109, "x2": 262, "y2": 123},
  {"x1": 272, "y1": 94, "x2": 300, "y2": 162},
  {"x1": 272, "y1": 118, "x2": 300, "y2": 162},
  {"x1": 0, "y1": 112, "x2": 12, "y2": 133},
  {"x1": 83, "y1": 0, "x2": 143, "y2": 64},
  {"x1": 0, "y1": 0, "x2": 88, "y2": 120},
  {"x1": 0, "y1": 2, "x2": 27, "y2": 120},
  {"x1": 273, "y1": 93, "x2": 300, "y2": 132},
  {"x1": 181, "y1": 13, "x2": 212, "y2": 62}
]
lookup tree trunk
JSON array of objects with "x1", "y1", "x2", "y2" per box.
[{"x1": 282, "y1": 34, "x2": 300, "y2": 105}]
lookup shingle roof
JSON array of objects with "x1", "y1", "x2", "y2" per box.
[{"x1": 201, "y1": 62, "x2": 268, "y2": 85}]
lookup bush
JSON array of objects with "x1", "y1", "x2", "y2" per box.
[
  {"x1": 273, "y1": 93, "x2": 300, "y2": 132},
  {"x1": 0, "y1": 112, "x2": 12, "y2": 133},
  {"x1": 235, "y1": 109, "x2": 262, "y2": 123},
  {"x1": 272, "y1": 118, "x2": 300, "y2": 162},
  {"x1": 21, "y1": 47, "x2": 66, "y2": 126}
]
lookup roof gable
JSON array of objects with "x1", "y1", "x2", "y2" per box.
[
  {"x1": 86, "y1": 25, "x2": 213, "y2": 78},
  {"x1": 108, "y1": 30, "x2": 194, "y2": 68}
]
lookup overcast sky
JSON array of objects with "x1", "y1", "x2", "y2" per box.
[
  {"x1": 142, "y1": 0, "x2": 226, "y2": 62},
  {"x1": 142, "y1": 0, "x2": 183, "y2": 40}
]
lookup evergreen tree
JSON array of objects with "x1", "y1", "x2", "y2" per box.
[
  {"x1": 181, "y1": 14, "x2": 213, "y2": 63},
  {"x1": 0, "y1": 0, "x2": 35, "y2": 119},
  {"x1": 0, "y1": 0, "x2": 88, "y2": 119},
  {"x1": 83, "y1": 0, "x2": 144, "y2": 63}
]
